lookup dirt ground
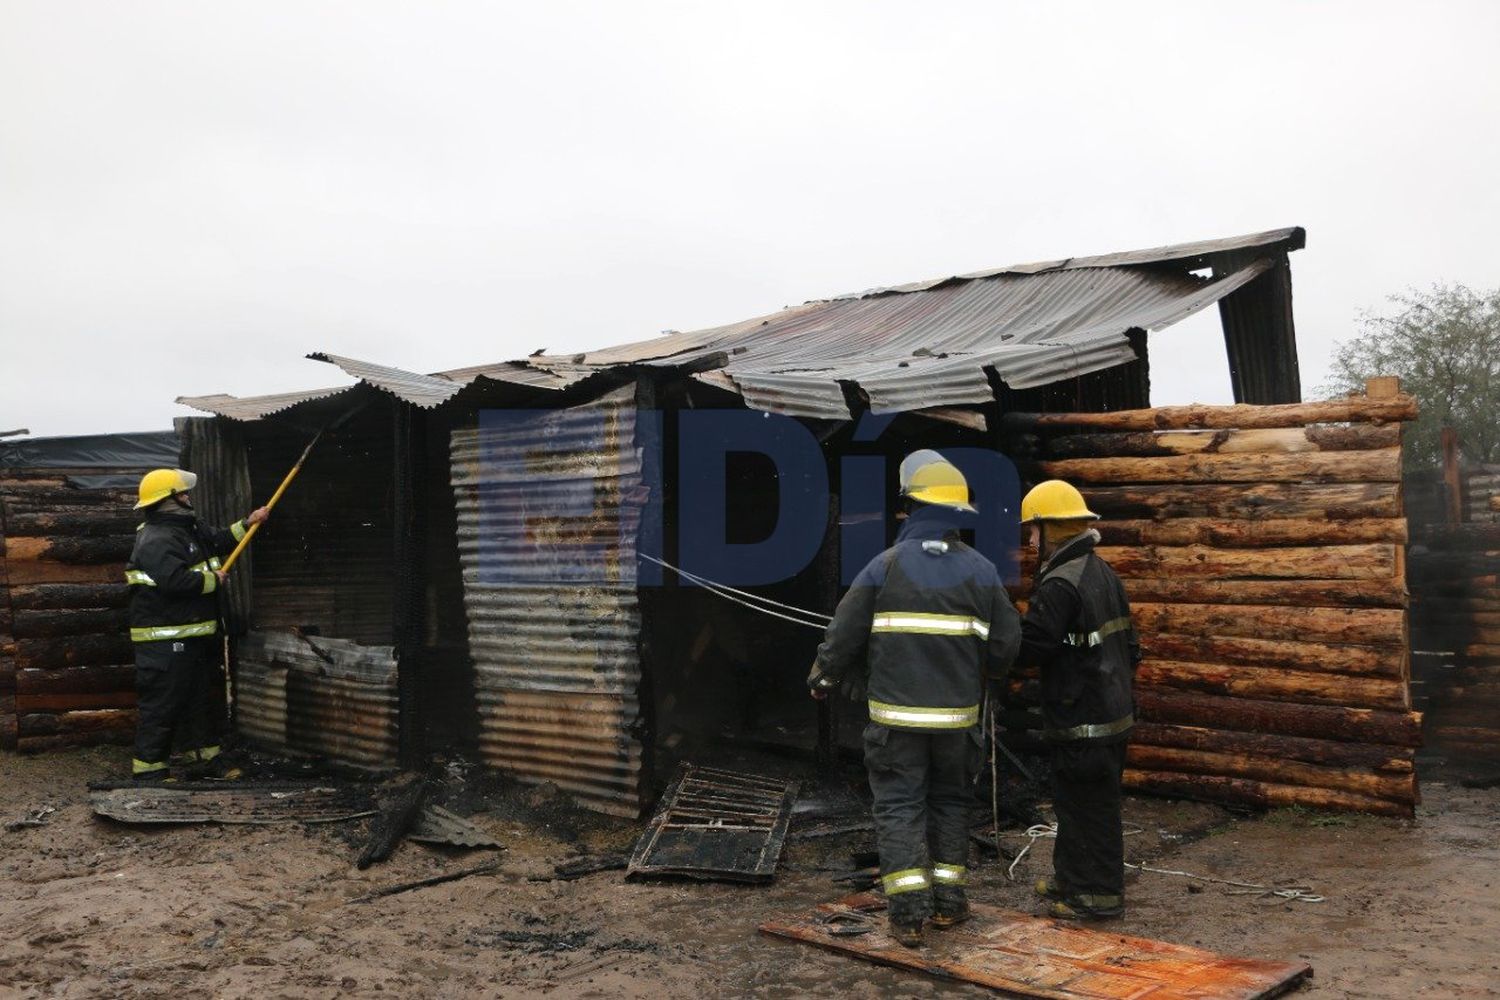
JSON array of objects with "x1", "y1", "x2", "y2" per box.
[{"x1": 1, "y1": 747, "x2": 1497, "y2": 999}]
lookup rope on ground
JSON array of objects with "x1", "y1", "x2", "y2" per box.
[
  {"x1": 1003, "y1": 822, "x2": 1149, "y2": 881},
  {"x1": 1124, "y1": 862, "x2": 1325, "y2": 903},
  {"x1": 638, "y1": 553, "x2": 832, "y2": 629}
]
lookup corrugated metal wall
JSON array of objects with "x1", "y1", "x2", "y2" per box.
[
  {"x1": 450, "y1": 385, "x2": 646, "y2": 817},
  {"x1": 236, "y1": 630, "x2": 398, "y2": 769}
]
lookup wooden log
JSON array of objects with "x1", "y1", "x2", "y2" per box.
[
  {"x1": 1132, "y1": 602, "x2": 1406, "y2": 647},
  {"x1": 19, "y1": 708, "x2": 135, "y2": 737},
  {"x1": 1125, "y1": 744, "x2": 1416, "y2": 803},
  {"x1": 12, "y1": 635, "x2": 133, "y2": 670},
  {"x1": 0, "y1": 663, "x2": 15, "y2": 694},
  {"x1": 1122, "y1": 769, "x2": 1413, "y2": 818},
  {"x1": 1008, "y1": 395, "x2": 1418, "y2": 432},
  {"x1": 7, "y1": 583, "x2": 130, "y2": 610},
  {"x1": 1, "y1": 561, "x2": 125, "y2": 586},
  {"x1": 1, "y1": 535, "x2": 135, "y2": 565},
  {"x1": 1043, "y1": 424, "x2": 1401, "y2": 459},
  {"x1": 1137, "y1": 692, "x2": 1409, "y2": 748},
  {"x1": 1137, "y1": 660, "x2": 1410, "y2": 710},
  {"x1": 1098, "y1": 544, "x2": 1398, "y2": 581},
  {"x1": 1141, "y1": 633, "x2": 1405, "y2": 678},
  {"x1": 1039, "y1": 448, "x2": 1400, "y2": 486},
  {"x1": 15, "y1": 691, "x2": 137, "y2": 711},
  {"x1": 5, "y1": 509, "x2": 141, "y2": 537},
  {"x1": 1131, "y1": 722, "x2": 1414, "y2": 772},
  {"x1": 17, "y1": 730, "x2": 133, "y2": 753},
  {"x1": 1099, "y1": 518, "x2": 1406, "y2": 548},
  {"x1": 12, "y1": 608, "x2": 128, "y2": 639},
  {"x1": 1084, "y1": 482, "x2": 1399, "y2": 520},
  {"x1": 1123, "y1": 578, "x2": 1408, "y2": 610},
  {"x1": 15, "y1": 665, "x2": 135, "y2": 695}
]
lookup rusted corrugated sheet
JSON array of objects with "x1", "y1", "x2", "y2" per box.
[
  {"x1": 235, "y1": 630, "x2": 398, "y2": 769},
  {"x1": 449, "y1": 385, "x2": 646, "y2": 817}
]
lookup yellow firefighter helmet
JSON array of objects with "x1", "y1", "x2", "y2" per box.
[
  {"x1": 134, "y1": 468, "x2": 197, "y2": 510},
  {"x1": 1020, "y1": 479, "x2": 1098, "y2": 523}
]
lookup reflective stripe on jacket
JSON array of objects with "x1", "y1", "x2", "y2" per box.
[
  {"x1": 810, "y1": 506, "x2": 1021, "y2": 731},
  {"x1": 125, "y1": 508, "x2": 244, "y2": 644},
  {"x1": 1018, "y1": 529, "x2": 1139, "y2": 744}
]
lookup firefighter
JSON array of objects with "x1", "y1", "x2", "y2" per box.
[
  {"x1": 808, "y1": 450, "x2": 1020, "y2": 947},
  {"x1": 1016, "y1": 479, "x2": 1140, "y2": 920},
  {"x1": 126, "y1": 468, "x2": 268, "y2": 782}
]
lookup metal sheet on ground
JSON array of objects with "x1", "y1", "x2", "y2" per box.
[
  {"x1": 408, "y1": 804, "x2": 503, "y2": 848},
  {"x1": 760, "y1": 893, "x2": 1312, "y2": 999},
  {"x1": 628, "y1": 765, "x2": 798, "y2": 883},
  {"x1": 89, "y1": 783, "x2": 376, "y2": 824}
]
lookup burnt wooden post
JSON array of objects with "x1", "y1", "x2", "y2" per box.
[
  {"x1": 393, "y1": 403, "x2": 428, "y2": 767},
  {"x1": 1441, "y1": 427, "x2": 1463, "y2": 526}
]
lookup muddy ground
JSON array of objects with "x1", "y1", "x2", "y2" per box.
[{"x1": 1, "y1": 747, "x2": 1497, "y2": 999}]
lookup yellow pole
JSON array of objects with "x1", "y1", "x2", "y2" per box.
[{"x1": 219, "y1": 430, "x2": 322, "y2": 574}]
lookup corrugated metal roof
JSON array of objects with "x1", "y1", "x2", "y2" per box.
[
  {"x1": 175, "y1": 227, "x2": 1303, "y2": 421},
  {"x1": 175, "y1": 387, "x2": 356, "y2": 421},
  {"x1": 307, "y1": 352, "x2": 463, "y2": 409}
]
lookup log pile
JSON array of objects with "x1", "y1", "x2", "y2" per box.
[
  {"x1": 1409, "y1": 521, "x2": 1500, "y2": 762},
  {"x1": 1004, "y1": 387, "x2": 1420, "y2": 817},
  {"x1": 0, "y1": 472, "x2": 140, "y2": 751}
]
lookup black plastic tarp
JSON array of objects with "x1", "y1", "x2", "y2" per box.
[{"x1": 0, "y1": 431, "x2": 179, "y2": 471}]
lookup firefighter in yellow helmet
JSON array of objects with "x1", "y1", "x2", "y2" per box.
[
  {"x1": 808, "y1": 451, "x2": 1020, "y2": 947},
  {"x1": 125, "y1": 469, "x2": 269, "y2": 781},
  {"x1": 1016, "y1": 479, "x2": 1139, "y2": 920}
]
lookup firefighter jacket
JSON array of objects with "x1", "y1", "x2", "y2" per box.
[
  {"x1": 125, "y1": 507, "x2": 247, "y2": 645},
  {"x1": 1017, "y1": 528, "x2": 1140, "y2": 744},
  {"x1": 808, "y1": 505, "x2": 1021, "y2": 730}
]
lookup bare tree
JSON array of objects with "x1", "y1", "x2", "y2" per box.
[{"x1": 1321, "y1": 284, "x2": 1500, "y2": 468}]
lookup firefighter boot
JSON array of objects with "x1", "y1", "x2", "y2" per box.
[{"x1": 930, "y1": 886, "x2": 971, "y2": 929}]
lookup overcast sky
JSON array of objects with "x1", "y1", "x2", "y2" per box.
[{"x1": 3, "y1": 1, "x2": 1497, "y2": 437}]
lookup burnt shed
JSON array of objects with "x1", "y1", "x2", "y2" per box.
[{"x1": 174, "y1": 227, "x2": 1309, "y2": 817}]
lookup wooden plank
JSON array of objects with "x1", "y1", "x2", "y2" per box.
[{"x1": 760, "y1": 894, "x2": 1313, "y2": 999}]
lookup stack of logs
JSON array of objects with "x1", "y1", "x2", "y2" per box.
[
  {"x1": 0, "y1": 471, "x2": 138, "y2": 751},
  {"x1": 1409, "y1": 522, "x2": 1500, "y2": 763},
  {"x1": 1004, "y1": 384, "x2": 1421, "y2": 817}
]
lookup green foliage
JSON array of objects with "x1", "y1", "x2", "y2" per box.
[{"x1": 1320, "y1": 284, "x2": 1500, "y2": 469}]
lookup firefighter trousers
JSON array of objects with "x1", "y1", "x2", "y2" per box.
[
  {"x1": 863, "y1": 723, "x2": 984, "y2": 926},
  {"x1": 132, "y1": 636, "x2": 224, "y2": 775},
  {"x1": 1050, "y1": 739, "x2": 1128, "y2": 906}
]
